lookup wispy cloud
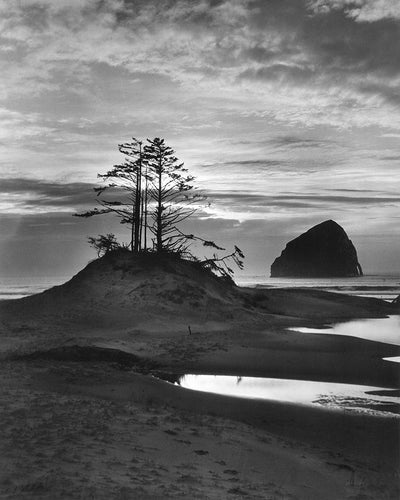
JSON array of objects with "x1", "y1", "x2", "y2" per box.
[
  {"x1": 1, "y1": 0, "x2": 400, "y2": 126},
  {"x1": 0, "y1": 177, "x2": 94, "y2": 213},
  {"x1": 2, "y1": 175, "x2": 399, "y2": 217},
  {"x1": 307, "y1": 0, "x2": 400, "y2": 22}
]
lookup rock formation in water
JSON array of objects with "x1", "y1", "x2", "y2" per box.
[{"x1": 271, "y1": 220, "x2": 363, "y2": 278}]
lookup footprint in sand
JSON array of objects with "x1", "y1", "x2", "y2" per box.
[
  {"x1": 177, "y1": 474, "x2": 201, "y2": 484},
  {"x1": 164, "y1": 429, "x2": 178, "y2": 435},
  {"x1": 223, "y1": 469, "x2": 239, "y2": 475},
  {"x1": 174, "y1": 439, "x2": 192, "y2": 445},
  {"x1": 227, "y1": 487, "x2": 248, "y2": 496}
]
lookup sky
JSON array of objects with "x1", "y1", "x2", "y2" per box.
[{"x1": 0, "y1": 0, "x2": 399, "y2": 278}]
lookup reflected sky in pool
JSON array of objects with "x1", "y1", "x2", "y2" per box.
[
  {"x1": 383, "y1": 357, "x2": 400, "y2": 364},
  {"x1": 289, "y1": 315, "x2": 400, "y2": 346},
  {"x1": 176, "y1": 375, "x2": 399, "y2": 417}
]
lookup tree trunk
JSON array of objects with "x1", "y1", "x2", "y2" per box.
[
  {"x1": 157, "y1": 155, "x2": 162, "y2": 253},
  {"x1": 131, "y1": 203, "x2": 134, "y2": 252},
  {"x1": 143, "y1": 171, "x2": 148, "y2": 251},
  {"x1": 134, "y1": 144, "x2": 142, "y2": 253}
]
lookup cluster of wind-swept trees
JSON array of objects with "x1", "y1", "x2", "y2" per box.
[{"x1": 76, "y1": 137, "x2": 244, "y2": 279}]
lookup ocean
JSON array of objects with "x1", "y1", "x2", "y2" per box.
[
  {"x1": 1, "y1": 274, "x2": 399, "y2": 302},
  {"x1": 0, "y1": 276, "x2": 70, "y2": 300},
  {"x1": 235, "y1": 274, "x2": 400, "y2": 302}
]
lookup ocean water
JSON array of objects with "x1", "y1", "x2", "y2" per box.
[
  {"x1": 0, "y1": 277, "x2": 69, "y2": 300},
  {"x1": 234, "y1": 274, "x2": 399, "y2": 349},
  {"x1": 0, "y1": 274, "x2": 399, "y2": 301},
  {"x1": 236, "y1": 274, "x2": 400, "y2": 302}
]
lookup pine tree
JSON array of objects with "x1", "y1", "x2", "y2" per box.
[
  {"x1": 75, "y1": 138, "x2": 147, "y2": 252},
  {"x1": 76, "y1": 136, "x2": 244, "y2": 280},
  {"x1": 144, "y1": 137, "x2": 201, "y2": 254}
]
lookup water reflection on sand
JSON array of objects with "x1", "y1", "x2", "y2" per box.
[
  {"x1": 175, "y1": 375, "x2": 400, "y2": 417},
  {"x1": 289, "y1": 315, "x2": 400, "y2": 346}
]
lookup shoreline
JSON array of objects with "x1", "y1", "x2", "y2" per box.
[{"x1": 166, "y1": 331, "x2": 400, "y2": 389}]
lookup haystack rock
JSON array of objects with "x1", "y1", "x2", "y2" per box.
[{"x1": 271, "y1": 220, "x2": 363, "y2": 278}]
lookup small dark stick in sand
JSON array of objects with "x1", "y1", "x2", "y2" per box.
[{"x1": 188, "y1": 325, "x2": 192, "y2": 335}]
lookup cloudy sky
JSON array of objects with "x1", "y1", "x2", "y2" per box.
[{"x1": 1, "y1": 0, "x2": 399, "y2": 278}]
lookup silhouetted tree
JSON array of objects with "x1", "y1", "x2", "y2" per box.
[
  {"x1": 199, "y1": 245, "x2": 245, "y2": 280},
  {"x1": 118, "y1": 139, "x2": 146, "y2": 252},
  {"x1": 75, "y1": 138, "x2": 147, "y2": 252},
  {"x1": 88, "y1": 233, "x2": 119, "y2": 257},
  {"x1": 181, "y1": 233, "x2": 244, "y2": 279},
  {"x1": 144, "y1": 137, "x2": 202, "y2": 254},
  {"x1": 76, "y1": 136, "x2": 245, "y2": 279}
]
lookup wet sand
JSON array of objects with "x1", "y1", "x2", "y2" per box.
[{"x1": 0, "y1": 355, "x2": 398, "y2": 499}]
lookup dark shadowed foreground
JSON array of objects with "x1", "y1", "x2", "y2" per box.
[{"x1": 0, "y1": 251, "x2": 399, "y2": 499}]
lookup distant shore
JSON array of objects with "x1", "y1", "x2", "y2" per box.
[{"x1": 2, "y1": 271, "x2": 400, "y2": 301}]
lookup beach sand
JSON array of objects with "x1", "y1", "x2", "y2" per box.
[
  {"x1": 0, "y1": 357, "x2": 398, "y2": 500},
  {"x1": 0, "y1": 254, "x2": 399, "y2": 498}
]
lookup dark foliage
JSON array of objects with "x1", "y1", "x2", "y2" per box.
[
  {"x1": 88, "y1": 233, "x2": 120, "y2": 257},
  {"x1": 75, "y1": 136, "x2": 244, "y2": 279}
]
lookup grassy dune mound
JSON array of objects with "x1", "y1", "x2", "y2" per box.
[
  {"x1": 1, "y1": 249, "x2": 244, "y2": 330},
  {"x1": 38, "y1": 248, "x2": 237, "y2": 305}
]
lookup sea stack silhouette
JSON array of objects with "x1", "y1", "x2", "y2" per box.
[{"x1": 271, "y1": 220, "x2": 363, "y2": 278}]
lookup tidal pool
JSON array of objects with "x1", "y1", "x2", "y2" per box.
[
  {"x1": 174, "y1": 374, "x2": 399, "y2": 417},
  {"x1": 289, "y1": 315, "x2": 400, "y2": 346},
  {"x1": 383, "y1": 356, "x2": 400, "y2": 364}
]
